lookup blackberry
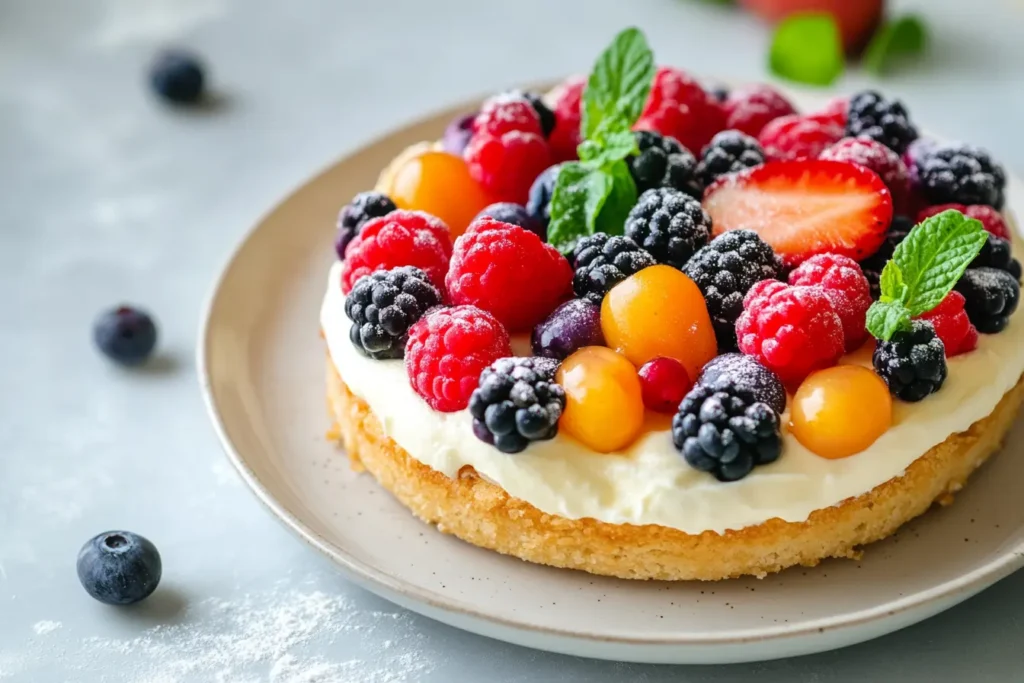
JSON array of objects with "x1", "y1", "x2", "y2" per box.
[
  {"x1": 335, "y1": 191, "x2": 397, "y2": 259},
  {"x1": 469, "y1": 357, "x2": 565, "y2": 453},
  {"x1": 845, "y1": 90, "x2": 918, "y2": 154},
  {"x1": 859, "y1": 215, "x2": 913, "y2": 299},
  {"x1": 149, "y1": 49, "x2": 205, "y2": 105},
  {"x1": 526, "y1": 164, "x2": 562, "y2": 228},
  {"x1": 970, "y1": 234, "x2": 1022, "y2": 281},
  {"x1": 683, "y1": 230, "x2": 783, "y2": 351},
  {"x1": 624, "y1": 188, "x2": 711, "y2": 270},
  {"x1": 671, "y1": 377, "x2": 782, "y2": 482},
  {"x1": 695, "y1": 130, "x2": 766, "y2": 187},
  {"x1": 697, "y1": 353, "x2": 786, "y2": 415},
  {"x1": 626, "y1": 131, "x2": 703, "y2": 198},
  {"x1": 344, "y1": 266, "x2": 442, "y2": 359},
  {"x1": 914, "y1": 144, "x2": 1006, "y2": 210},
  {"x1": 571, "y1": 234, "x2": 656, "y2": 304},
  {"x1": 872, "y1": 320, "x2": 947, "y2": 402},
  {"x1": 955, "y1": 268, "x2": 1020, "y2": 334},
  {"x1": 518, "y1": 91, "x2": 556, "y2": 138}
]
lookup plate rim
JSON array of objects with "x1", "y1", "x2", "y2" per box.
[{"x1": 196, "y1": 89, "x2": 1024, "y2": 652}]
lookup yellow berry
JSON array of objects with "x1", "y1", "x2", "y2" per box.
[
  {"x1": 556, "y1": 346, "x2": 645, "y2": 453},
  {"x1": 386, "y1": 150, "x2": 492, "y2": 238},
  {"x1": 790, "y1": 365, "x2": 892, "y2": 459}
]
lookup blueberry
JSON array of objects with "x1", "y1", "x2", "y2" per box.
[
  {"x1": 473, "y1": 202, "x2": 545, "y2": 240},
  {"x1": 442, "y1": 112, "x2": 476, "y2": 156},
  {"x1": 93, "y1": 306, "x2": 158, "y2": 365},
  {"x1": 531, "y1": 298, "x2": 604, "y2": 360},
  {"x1": 526, "y1": 164, "x2": 563, "y2": 229},
  {"x1": 149, "y1": 49, "x2": 206, "y2": 105},
  {"x1": 77, "y1": 531, "x2": 162, "y2": 605}
]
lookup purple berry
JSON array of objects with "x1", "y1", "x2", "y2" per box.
[
  {"x1": 473, "y1": 203, "x2": 545, "y2": 240},
  {"x1": 442, "y1": 112, "x2": 476, "y2": 155},
  {"x1": 531, "y1": 299, "x2": 604, "y2": 360},
  {"x1": 93, "y1": 306, "x2": 158, "y2": 366}
]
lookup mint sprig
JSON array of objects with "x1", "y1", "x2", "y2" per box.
[
  {"x1": 866, "y1": 210, "x2": 988, "y2": 341},
  {"x1": 863, "y1": 15, "x2": 928, "y2": 75},
  {"x1": 768, "y1": 13, "x2": 844, "y2": 87},
  {"x1": 547, "y1": 27, "x2": 655, "y2": 251}
]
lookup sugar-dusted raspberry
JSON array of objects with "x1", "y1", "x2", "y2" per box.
[
  {"x1": 736, "y1": 281, "x2": 845, "y2": 386},
  {"x1": 405, "y1": 305, "x2": 512, "y2": 412},
  {"x1": 917, "y1": 203, "x2": 1010, "y2": 241},
  {"x1": 788, "y1": 254, "x2": 872, "y2": 351},
  {"x1": 819, "y1": 137, "x2": 910, "y2": 211},
  {"x1": 916, "y1": 291, "x2": 978, "y2": 357},
  {"x1": 723, "y1": 85, "x2": 796, "y2": 137},
  {"x1": 473, "y1": 93, "x2": 544, "y2": 138},
  {"x1": 635, "y1": 67, "x2": 726, "y2": 154},
  {"x1": 809, "y1": 96, "x2": 849, "y2": 128},
  {"x1": 548, "y1": 75, "x2": 586, "y2": 162},
  {"x1": 341, "y1": 210, "x2": 452, "y2": 293},
  {"x1": 465, "y1": 131, "x2": 552, "y2": 205},
  {"x1": 446, "y1": 218, "x2": 573, "y2": 331},
  {"x1": 758, "y1": 114, "x2": 844, "y2": 161}
]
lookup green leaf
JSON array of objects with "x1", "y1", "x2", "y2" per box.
[
  {"x1": 863, "y1": 15, "x2": 928, "y2": 75},
  {"x1": 768, "y1": 13, "x2": 844, "y2": 87},
  {"x1": 878, "y1": 260, "x2": 908, "y2": 304},
  {"x1": 594, "y1": 160, "x2": 638, "y2": 235},
  {"x1": 893, "y1": 210, "x2": 989, "y2": 316},
  {"x1": 866, "y1": 300, "x2": 913, "y2": 342},
  {"x1": 579, "y1": 121, "x2": 638, "y2": 167},
  {"x1": 546, "y1": 163, "x2": 613, "y2": 250},
  {"x1": 582, "y1": 27, "x2": 656, "y2": 139}
]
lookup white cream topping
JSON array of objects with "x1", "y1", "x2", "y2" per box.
[{"x1": 323, "y1": 254, "x2": 1024, "y2": 534}]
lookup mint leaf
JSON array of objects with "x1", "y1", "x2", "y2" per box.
[
  {"x1": 594, "y1": 160, "x2": 637, "y2": 235},
  {"x1": 866, "y1": 300, "x2": 913, "y2": 341},
  {"x1": 582, "y1": 27, "x2": 655, "y2": 139},
  {"x1": 893, "y1": 210, "x2": 988, "y2": 316},
  {"x1": 769, "y1": 13, "x2": 844, "y2": 86},
  {"x1": 863, "y1": 15, "x2": 928, "y2": 75},
  {"x1": 579, "y1": 120, "x2": 638, "y2": 168},
  {"x1": 878, "y1": 260, "x2": 908, "y2": 304},
  {"x1": 547, "y1": 163, "x2": 611, "y2": 250}
]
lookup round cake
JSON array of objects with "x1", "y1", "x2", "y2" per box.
[{"x1": 322, "y1": 29, "x2": 1023, "y2": 581}]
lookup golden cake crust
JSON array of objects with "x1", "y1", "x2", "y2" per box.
[{"x1": 326, "y1": 358, "x2": 1024, "y2": 581}]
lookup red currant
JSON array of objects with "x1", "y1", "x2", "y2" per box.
[{"x1": 638, "y1": 357, "x2": 692, "y2": 414}]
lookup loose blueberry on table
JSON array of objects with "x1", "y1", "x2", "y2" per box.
[
  {"x1": 93, "y1": 306, "x2": 158, "y2": 366},
  {"x1": 149, "y1": 49, "x2": 206, "y2": 105},
  {"x1": 77, "y1": 531, "x2": 162, "y2": 605},
  {"x1": 330, "y1": 24, "x2": 1016, "y2": 475}
]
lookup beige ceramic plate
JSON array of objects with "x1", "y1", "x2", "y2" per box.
[{"x1": 198, "y1": 91, "x2": 1024, "y2": 664}]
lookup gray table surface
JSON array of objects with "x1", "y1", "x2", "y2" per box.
[{"x1": 2, "y1": 0, "x2": 1023, "y2": 680}]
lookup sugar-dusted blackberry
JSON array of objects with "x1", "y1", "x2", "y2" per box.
[
  {"x1": 697, "y1": 353, "x2": 786, "y2": 415},
  {"x1": 872, "y1": 320, "x2": 947, "y2": 402},
  {"x1": 683, "y1": 230, "x2": 783, "y2": 351},
  {"x1": 671, "y1": 377, "x2": 782, "y2": 482},
  {"x1": 571, "y1": 234, "x2": 656, "y2": 304},
  {"x1": 344, "y1": 266, "x2": 442, "y2": 360},
  {"x1": 695, "y1": 130, "x2": 766, "y2": 187},
  {"x1": 526, "y1": 164, "x2": 562, "y2": 228},
  {"x1": 624, "y1": 188, "x2": 711, "y2": 270},
  {"x1": 859, "y1": 215, "x2": 913, "y2": 299},
  {"x1": 915, "y1": 144, "x2": 1006, "y2": 210},
  {"x1": 955, "y1": 268, "x2": 1021, "y2": 334},
  {"x1": 626, "y1": 130, "x2": 703, "y2": 198},
  {"x1": 335, "y1": 191, "x2": 397, "y2": 259},
  {"x1": 970, "y1": 234, "x2": 1022, "y2": 281},
  {"x1": 469, "y1": 357, "x2": 566, "y2": 453},
  {"x1": 845, "y1": 90, "x2": 918, "y2": 154}
]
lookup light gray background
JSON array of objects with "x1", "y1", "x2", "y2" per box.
[{"x1": 2, "y1": 0, "x2": 1023, "y2": 680}]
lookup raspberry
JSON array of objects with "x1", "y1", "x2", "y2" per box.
[
  {"x1": 723, "y1": 85, "x2": 796, "y2": 137},
  {"x1": 473, "y1": 93, "x2": 544, "y2": 138},
  {"x1": 465, "y1": 131, "x2": 552, "y2": 204},
  {"x1": 915, "y1": 291, "x2": 978, "y2": 357},
  {"x1": 736, "y1": 281, "x2": 845, "y2": 386},
  {"x1": 917, "y1": 204, "x2": 1010, "y2": 241},
  {"x1": 635, "y1": 67, "x2": 726, "y2": 154},
  {"x1": 819, "y1": 137, "x2": 910, "y2": 211},
  {"x1": 788, "y1": 254, "x2": 872, "y2": 351},
  {"x1": 548, "y1": 76, "x2": 585, "y2": 162},
  {"x1": 340, "y1": 210, "x2": 452, "y2": 294},
  {"x1": 846, "y1": 90, "x2": 918, "y2": 155},
  {"x1": 810, "y1": 96, "x2": 849, "y2": 128},
  {"x1": 873, "y1": 320, "x2": 946, "y2": 402},
  {"x1": 405, "y1": 305, "x2": 512, "y2": 412},
  {"x1": 446, "y1": 218, "x2": 572, "y2": 331},
  {"x1": 758, "y1": 115, "x2": 844, "y2": 161}
]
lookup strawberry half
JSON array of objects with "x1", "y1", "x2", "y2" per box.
[{"x1": 703, "y1": 160, "x2": 893, "y2": 267}]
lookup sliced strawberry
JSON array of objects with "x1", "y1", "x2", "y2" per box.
[{"x1": 703, "y1": 160, "x2": 893, "y2": 267}]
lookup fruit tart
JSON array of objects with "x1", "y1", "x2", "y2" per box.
[{"x1": 322, "y1": 28, "x2": 1023, "y2": 580}]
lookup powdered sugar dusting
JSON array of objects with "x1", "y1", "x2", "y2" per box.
[{"x1": 31, "y1": 621, "x2": 61, "y2": 636}]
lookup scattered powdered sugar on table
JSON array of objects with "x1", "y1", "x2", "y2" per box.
[
  {"x1": 31, "y1": 621, "x2": 61, "y2": 636},
  {"x1": 37, "y1": 581, "x2": 436, "y2": 682}
]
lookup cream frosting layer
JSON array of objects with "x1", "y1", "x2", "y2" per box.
[{"x1": 322, "y1": 255, "x2": 1024, "y2": 534}]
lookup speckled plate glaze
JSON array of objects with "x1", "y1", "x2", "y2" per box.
[{"x1": 198, "y1": 89, "x2": 1024, "y2": 664}]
